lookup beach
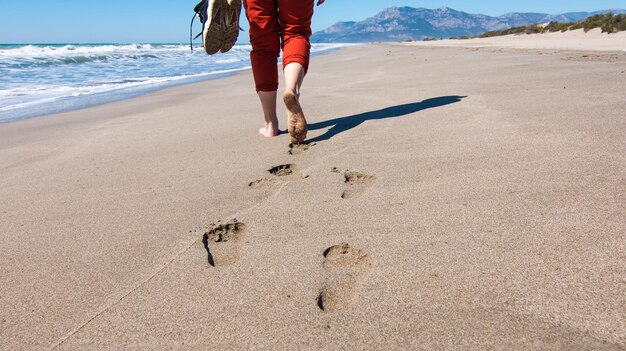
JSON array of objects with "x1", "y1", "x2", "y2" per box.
[
  {"x1": 406, "y1": 28, "x2": 626, "y2": 51},
  {"x1": 1, "y1": 33, "x2": 625, "y2": 350}
]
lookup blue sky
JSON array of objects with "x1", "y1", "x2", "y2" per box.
[{"x1": 0, "y1": 0, "x2": 625, "y2": 43}]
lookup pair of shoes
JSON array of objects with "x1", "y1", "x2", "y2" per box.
[{"x1": 190, "y1": 0, "x2": 242, "y2": 55}]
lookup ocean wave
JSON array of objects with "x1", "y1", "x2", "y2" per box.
[
  {"x1": 0, "y1": 44, "x2": 184, "y2": 66},
  {"x1": 0, "y1": 67, "x2": 251, "y2": 112},
  {"x1": 0, "y1": 44, "x2": 162, "y2": 58},
  {"x1": 0, "y1": 42, "x2": 345, "y2": 59},
  {"x1": 0, "y1": 42, "x2": 354, "y2": 122},
  {"x1": 0, "y1": 43, "x2": 251, "y2": 68},
  {"x1": 311, "y1": 43, "x2": 358, "y2": 51}
]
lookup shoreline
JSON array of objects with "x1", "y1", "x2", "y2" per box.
[
  {"x1": 0, "y1": 65, "x2": 251, "y2": 124},
  {"x1": 1, "y1": 39, "x2": 625, "y2": 349},
  {"x1": 0, "y1": 44, "x2": 350, "y2": 124}
]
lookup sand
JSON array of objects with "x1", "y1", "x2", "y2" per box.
[
  {"x1": 1, "y1": 32, "x2": 625, "y2": 350},
  {"x1": 406, "y1": 28, "x2": 626, "y2": 52}
]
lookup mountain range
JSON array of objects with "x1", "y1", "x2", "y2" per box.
[{"x1": 311, "y1": 7, "x2": 626, "y2": 43}]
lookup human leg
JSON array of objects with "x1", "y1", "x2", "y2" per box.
[
  {"x1": 244, "y1": 0, "x2": 281, "y2": 136},
  {"x1": 278, "y1": 0, "x2": 313, "y2": 74},
  {"x1": 282, "y1": 63, "x2": 306, "y2": 143},
  {"x1": 258, "y1": 91, "x2": 279, "y2": 137},
  {"x1": 278, "y1": 0, "x2": 314, "y2": 143}
]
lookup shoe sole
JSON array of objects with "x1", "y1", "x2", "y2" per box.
[
  {"x1": 203, "y1": 0, "x2": 226, "y2": 55},
  {"x1": 220, "y1": 0, "x2": 242, "y2": 53}
]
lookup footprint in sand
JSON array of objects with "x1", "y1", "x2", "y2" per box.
[
  {"x1": 269, "y1": 164, "x2": 300, "y2": 177},
  {"x1": 249, "y1": 164, "x2": 306, "y2": 189},
  {"x1": 202, "y1": 220, "x2": 247, "y2": 267},
  {"x1": 288, "y1": 142, "x2": 316, "y2": 155},
  {"x1": 318, "y1": 243, "x2": 371, "y2": 312},
  {"x1": 332, "y1": 167, "x2": 377, "y2": 199},
  {"x1": 248, "y1": 178, "x2": 279, "y2": 189}
]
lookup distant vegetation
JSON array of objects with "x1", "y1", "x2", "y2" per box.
[{"x1": 477, "y1": 13, "x2": 626, "y2": 38}]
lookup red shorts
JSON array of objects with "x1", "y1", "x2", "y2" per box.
[{"x1": 243, "y1": 0, "x2": 314, "y2": 92}]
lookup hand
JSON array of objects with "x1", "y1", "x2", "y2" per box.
[{"x1": 317, "y1": 0, "x2": 325, "y2": 5}]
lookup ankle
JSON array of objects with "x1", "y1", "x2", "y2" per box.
[{"x1": 283, "y1": 88, "x2": 299, "y2": 99}]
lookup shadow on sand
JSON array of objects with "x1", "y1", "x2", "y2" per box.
[{"x1": 305, "y1": 95, "x2": 466, "y2": 143}]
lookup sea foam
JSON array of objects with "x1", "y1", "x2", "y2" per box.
[{"x1": 0, "y1": 43, "x2": 352, "y2": 122}]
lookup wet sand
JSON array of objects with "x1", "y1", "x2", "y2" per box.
[{"x1": 1, "y1": 35, "x2": 625, "y2": 350}]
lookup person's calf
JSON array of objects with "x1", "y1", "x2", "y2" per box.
[{"x1": 257, "y1": 90, "x2": 279, "y2": 138}]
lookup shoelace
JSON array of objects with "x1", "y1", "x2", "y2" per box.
[
  {"x1": 190, "y1": 13, "x2": 198, "y2": 52},
  {"x1": 190, "y1": 0, "x2": 208, "y2": 52}
]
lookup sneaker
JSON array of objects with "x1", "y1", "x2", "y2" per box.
[
  {"x1": 190, "y1": 0, "x2": 226, "y2": 55},
  {"x1": 220, "y1": 0, "x2": 242, "y2": 53}
]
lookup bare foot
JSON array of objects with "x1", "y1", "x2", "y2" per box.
[
  {"x1": 283, "y1": 90, "x2": 307, "y2": 144},
  {"x1": 258, "y1": 122, "x2": 279, "y2": 138}
]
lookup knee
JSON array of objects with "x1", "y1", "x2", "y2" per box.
[
  {"x1": 282, "y1": 24, "x2": 312, "y2": 40},
  {"x1": 249, "y1": 32, "x2": 280, "y2": 55}
]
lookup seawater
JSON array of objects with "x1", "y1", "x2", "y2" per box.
[{"x1": 0, "y1": 43, "x2": 351, "y2": 123}]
